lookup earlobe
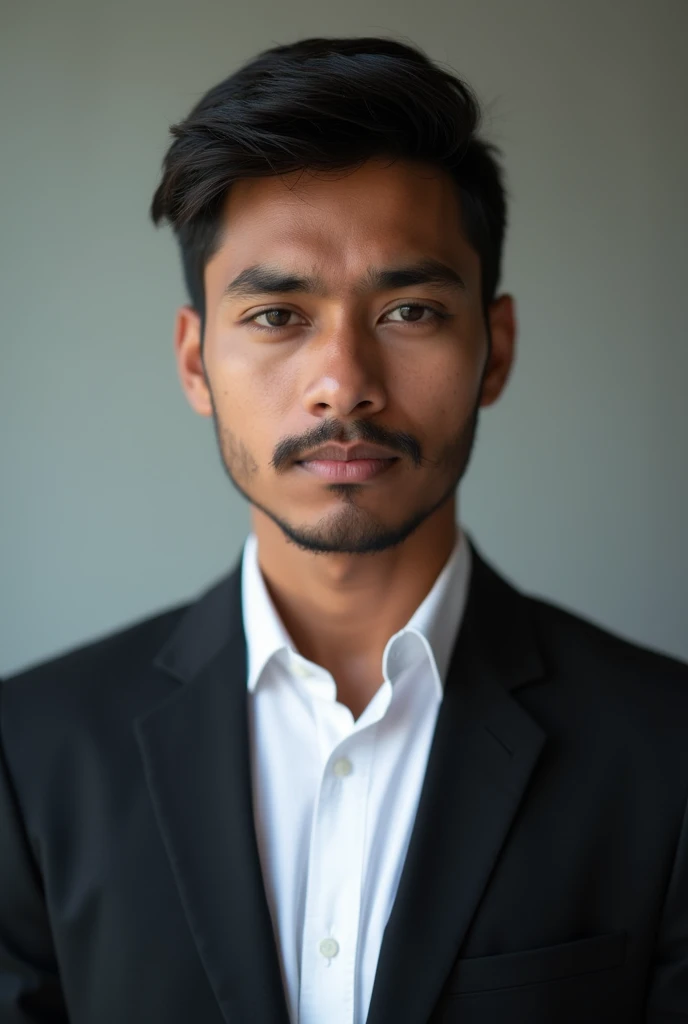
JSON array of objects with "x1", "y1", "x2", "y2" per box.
[
  {"x1": 479, "y1": 294, "x2": 517, "y2": 408},
  {"x1": 174, "y1": 305, "x2": 212, "y2": 418}
]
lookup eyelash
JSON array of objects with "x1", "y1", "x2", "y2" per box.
[{"x1": 240, "y1": 303, "x2": 452, "y2": 334}]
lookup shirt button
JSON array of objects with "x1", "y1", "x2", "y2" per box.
[
  {"x1": 319, "y1": 937, "x2": 340, "y2": 959},
  {"x1": 332, "y1": 757, "x2": 353, "y2": 777}
]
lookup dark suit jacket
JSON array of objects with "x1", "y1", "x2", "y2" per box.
[{"x1": 1, "y1": 540, "x2": 688, "y2": 1023}]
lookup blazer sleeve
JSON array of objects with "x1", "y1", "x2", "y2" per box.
[
  {"x1": 645, "y1": 786, "x2": 688, "y2": 1021},
  {"x1": 0, "y1": 678, "x2": 69, "y2": 1022}
]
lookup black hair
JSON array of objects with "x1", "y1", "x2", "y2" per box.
[{"x1": 150, "y1": 36, "x2": 508, "y2": 342}]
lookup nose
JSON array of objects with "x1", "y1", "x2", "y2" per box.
[{"x1": 300, "y1": 323, "x2": 388, "y2": 420}]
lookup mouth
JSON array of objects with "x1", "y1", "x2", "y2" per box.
[{"x1": 296, "y1": 457, "x2": 399, "y2": 482}]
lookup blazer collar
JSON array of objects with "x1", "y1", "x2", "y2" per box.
[{"x1": 138, "y1": 536, "x2": 547, "y2": 1024}]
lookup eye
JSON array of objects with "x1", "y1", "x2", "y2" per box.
[
  {"x1": 383, "y1": 303, "x2": 449, "y2": 326},
  {"x1": 248, "y1": 308, "x2": 303, "y2": 330},
  {"x1": 242, "y1": 302, "x2": 451, "y2": 334}
]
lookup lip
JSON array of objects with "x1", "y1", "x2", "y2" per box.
[
  {"x1": 298, "y1": 442, "x2": 400, "y2": 462},
  {"x1": 297, "y1": 457, "x2": 399, "y2": 482}
]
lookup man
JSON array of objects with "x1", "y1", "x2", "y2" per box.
[{"x1": 1, "y1": 35, "x2": 686, "y2": 1024}]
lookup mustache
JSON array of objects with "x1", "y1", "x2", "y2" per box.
[{"x1": 270, "y1": 419, "x2": 424, "y2": 471}]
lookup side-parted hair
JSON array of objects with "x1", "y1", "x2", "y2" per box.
[{"x1": 150, "y1": 36, "x2": 508, "y2": 340}]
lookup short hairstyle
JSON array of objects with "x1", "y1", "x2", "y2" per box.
[{"x1": 150, "y1": 36, "x2": 508, "y2": 340}]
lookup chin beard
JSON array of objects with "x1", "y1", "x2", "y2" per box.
[{"x1": 211, "y1": 401, "x2": 481, "y2": 556}]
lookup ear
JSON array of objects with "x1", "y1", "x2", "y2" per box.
[
  {"x1": 174, "y1": 305, "x2": 212, "y2": 417},
  {"x1": 479, "y1": 294, "x2": 517, "y2": 408}
]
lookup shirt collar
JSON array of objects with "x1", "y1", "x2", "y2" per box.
[
  {"x1": 242, "y1": 531, "x2": 296, "y2": 693},
  {"x1": 242, "y1": 527, "x2": 472, "y2": 696}
]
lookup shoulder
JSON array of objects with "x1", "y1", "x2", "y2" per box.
[
  {"x1": 0, "y1": 599, "x2": 190, "y2": 733},
  {"x1": 471, "y1": 535, "x2": 688, "y2": 778},
  {"x1": 525, "y1": 591, "x2": 688, "y2": 685},
  {"x1": 471, "y1": 542, "x2": 688, "y2": 700},
  {"x1": 518, "y1": 590, "x2": 688, "y2": 754},
  {"x1": 0, "y1": 556, "x2": 243, "y2": 748}
]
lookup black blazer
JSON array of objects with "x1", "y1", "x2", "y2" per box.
[{"x1": 1, "y1": 539, "x2": 687, "y2": 1024}]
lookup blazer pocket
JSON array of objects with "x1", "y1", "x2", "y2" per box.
[{"x1": 445, "y1": 930, "x2": 627, "y2": 995}]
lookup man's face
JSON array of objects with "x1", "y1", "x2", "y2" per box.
[{"x1": 175, "y1": 158, "x2": 515, "y2": 555}]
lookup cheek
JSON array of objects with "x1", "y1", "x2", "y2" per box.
[
  {"x1": 213, "y1": 355, "x2": 296, "y2": 458},
  {"x1": 219, "y1": 338, "x2": 298, "y2": 405},
  {"x1": 393, "y1": 348, "x2": 479, "y2": 426}
]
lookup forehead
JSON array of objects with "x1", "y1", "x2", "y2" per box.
[{"x1": 205, "y1": 158, "x2": 478, "y2": 293}]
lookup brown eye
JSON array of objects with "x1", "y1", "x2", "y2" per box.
[
  {"x1": 384, "y1": 303, "x2": 445, "y2": 325},
  {"x1": 398, "y1": 305, "x2": 425, "y2": 322},
  {"x1": 256, "y1": 309, "x2": 293, "y2": 328}
]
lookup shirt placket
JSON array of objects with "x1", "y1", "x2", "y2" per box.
[{"x1": 297, "y1": 694, "x2": 376, "y2": 1024}]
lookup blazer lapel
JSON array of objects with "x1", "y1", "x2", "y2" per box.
[
  {"x1": 366, "y1": 542, "x2": 548, "y2": 1024},
  {"x1": 134, "y1": 563, "x2": 291, "y2": 1024}
]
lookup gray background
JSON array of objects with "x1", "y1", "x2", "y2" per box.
[{"x1": 2, "y1": 0, "x2": 686, "y2": 676}]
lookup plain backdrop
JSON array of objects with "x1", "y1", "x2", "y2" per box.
[{"x1": 2, "y1": 0, "x2": 686, "y2": 676}]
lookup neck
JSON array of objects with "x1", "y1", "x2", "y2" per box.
[{"x1": 250, "y1": 500, "x2": 459, "y2": 706}]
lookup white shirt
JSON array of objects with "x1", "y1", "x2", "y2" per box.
[{"x1": 242, "y1": 527, "x2": 472, "y2": 1024}]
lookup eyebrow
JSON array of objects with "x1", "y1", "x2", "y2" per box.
[{"x1": 221, "y1": 257, "x2": 466, "y2": 300}]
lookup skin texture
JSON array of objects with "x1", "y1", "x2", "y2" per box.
[{"x1": 174, "y1": 158, "x2": 516, "y2": 717}]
